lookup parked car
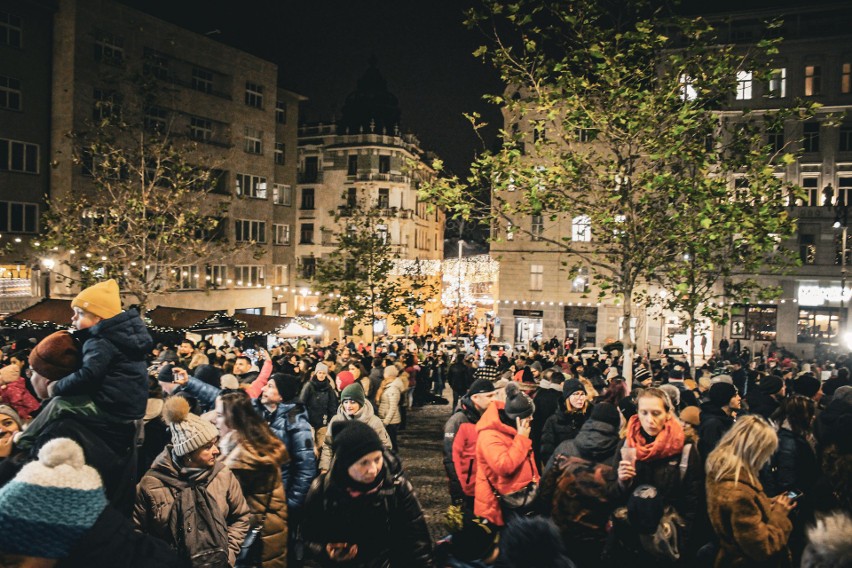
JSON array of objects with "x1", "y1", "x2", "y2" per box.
[
  {"x1": 662, "y1": 346, "x2": 687, "y2": 361},
  {"x1": 574, "y1": 345, "x2": 603, "y2": 362},
  {"x1": 488, "y1": 343, "x2": 514, "y2": 359}
]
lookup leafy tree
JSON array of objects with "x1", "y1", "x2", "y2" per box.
[
  {"x1": 42, "y1": 63, "x2": 249, "y2": 311},
  {"x1": 315, "y1": 188, "x2": 437, "y2": 346},
  {"x1": 422, "y1": 0, "x2": 811, "y2": 387}
]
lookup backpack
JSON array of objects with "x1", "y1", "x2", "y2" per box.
[{"x1": 550, "y1": 454, "x2": 615, "y2": 534}]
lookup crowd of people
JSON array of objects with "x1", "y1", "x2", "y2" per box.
[{"x1": 0, "y1": 278, "x2": 850, "y2": 567}]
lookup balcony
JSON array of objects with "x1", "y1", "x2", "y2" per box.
[
  {"x1": 298, "y1": 171, "x2": 323, "y2": 183},
  {"x1": 354, "y1": 173, "x2": 408, "y2": 183}
]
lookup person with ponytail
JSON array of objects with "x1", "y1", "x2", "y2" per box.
[
  {"x1": 706, "y1": 415, "x2": 794, "y2": 567},
  {"x1": 216, "y1": 391, "x2": 288, "y2": 568}
]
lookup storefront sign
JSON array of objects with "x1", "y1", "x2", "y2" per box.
[
  {"x1": 797, "y1": 285, "x2": 852, "y2": 306},
  {"x1": 513, "y1": 309, "x2": 544, "y2": 317}
]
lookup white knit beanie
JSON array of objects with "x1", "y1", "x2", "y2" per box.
[
  {"x1": 162, "y1": 396, "x2": 219, "y2": 456},
  {"x1": 315, "y1": 361, "x2": 329, "y2": 375}
]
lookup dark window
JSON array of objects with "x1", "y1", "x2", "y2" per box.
[
  {"x1": 301, "y1": 187, "x2": 315, "y2": 210},
  {"x1": 300, "y1": 224, "x2": 314, "y2": 244},
  {"x1": 275, "y1": 100, "x2": 287, "y2": 123},
  {"x1": 531, "y1": 214, "x2": 543, "y2": 240},
  {"x1": 0, "y1": 139, "x2": 38, "y2": 173},
  {"x1": 302, "y1": 156, "x2": 318, "y2": 182},
  {"x1": 0, "y1": 75, "x2": 21, "y2": 110},
  {"x1": 379, "y1": 155, "x2": 390, "y2": 173},
  {"x1": 348, "y1": 155, "x2": 358, "y2": 175},
  {"x1": 191, "y1": 68, "x2": 213, "y2": 94},
  {"x1": 803, "y1": 123, "x2": 820, "y2": 153},
  {"x1": 767, "y1": 127, "x2": 784, "y2": 154},
  {"x1": 274, "y1": 142, "x2": 285, "y2": 165},
  {"x1": 378, "y1": 188, "x2": 389, "y2": 209},
  {"x1": 799, "y1": 233, "x2": 816, "y2": 264},
  {"x1": 0, "y1": 201, "x2": 38, "y2": 233},
  {"x1": 0, "y1": 11, "x2": 23, "y2": 48},
  {"x1": 301, "y1": 257, "x2": 316, "y2": 279},
  {"x1": 346, "y1": 187, "x2": 357, "y2": 208},
  {"x1": 840, "y1": 125, "x2": 852, "y2": 152},
  {"x1": 245, "y1": 82, "x2": 263, "y2": 108}
]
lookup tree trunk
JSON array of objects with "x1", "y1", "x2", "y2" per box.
[{"x1": 620, "y1": 289, "x2": 635, "y2": 393}]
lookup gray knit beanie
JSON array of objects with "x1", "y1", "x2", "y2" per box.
[{"x1": 162, "y1": 396, "x2": 218, "y2": 456}]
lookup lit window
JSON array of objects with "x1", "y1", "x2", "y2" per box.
[
  {"x1": 530, "y1": 265, "x2": 543, "y2": 291},
  {"x1": 572, "y1": 267, "x2": 589, "y2": 293},
  {"x1": 679, "y1": 75, "x2": 697, "y2": 101},
  {"x1": 736, "y1": 71, "x2": 753, "y2": 100},
  {"x1": 805, "y1": 65, "x2": 821, "y2": 97},
  {"x1": 572, "y1": 215, "x2": 591, "y2": 242},
  {"x1": 235, "y1": 173, "x2": 267, "y2": 199},
  {"x1": 272, "y1": 183, "x2": 291, "y2": 205},
  {"x1": 842, "y1": 63, "x2": 851, "y2": 95},
  {"x1": 768, "y1": 68, "x2": 786, "y2": 98}
]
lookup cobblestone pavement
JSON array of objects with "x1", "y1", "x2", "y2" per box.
[{"x1": 397, "y1": 391, "x2": 455, "y2": 541}]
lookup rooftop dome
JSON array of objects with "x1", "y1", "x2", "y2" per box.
[{"x1": 338, "y1": 56, "x2": 401, "y2": 135}]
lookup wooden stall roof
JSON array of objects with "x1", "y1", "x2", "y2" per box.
[
  {"x1": 145, "y1": 306, "x2": 244, "y2": 334},
  {"x1": 5, "y1": 299, "x2": 73, "y2": 330},
  {"x1": 232, "y1": 313, "x2": 293, "y2": 336}
]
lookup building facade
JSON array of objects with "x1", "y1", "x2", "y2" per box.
[
  {"x1": 491, "y1": 4, "x2": 852, "y2": 359},
  {"x1": 1, "y1": 0, "x2": 301, "y2": 317},
  {"x1": 294, "y1": 63, "x2": 445, "y2": 340}
]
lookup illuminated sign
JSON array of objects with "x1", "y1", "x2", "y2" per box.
[{"x1": 797, "y1": 285, "x2": 852, "y2": 306}]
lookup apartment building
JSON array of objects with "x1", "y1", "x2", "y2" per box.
[
  {"x1": 1, "y1": 0, "x2": 300, "y2": 316},
  {"x1": 294, "y1": 62, "x2": 445, "y2": 337},
  {"x1": 491, "y1": 3, "x2": 852, "y2": 358}
]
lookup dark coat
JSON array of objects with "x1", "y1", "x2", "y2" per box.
[
  {"x1": 303, "y1": 451, "x2": 434, "y2": 568},
  {"x1": 300, "y1": 377, "x2": 339, "y2": 430},
  {"x1": 746, "y1": 390, "x2": 781, "y2": 420},
  {"x1": 448, "y1": 362, "x2": 473, "y2": 395},
  {"x1": 760, "y1": 428, "x2": 819, "y2": 497},
  {"x1": 255, "y1": 399, "x2": 318, "y2": 511},
  {"x1": 531, "y1": 382, "x2": 563, "y2": 464},
  {"x1": 697, "y1": 402, "x2": 735, "y2": 457},
  {"x1": 539, "y1": 405, "x2": 591, "y2": 467},
  {"x1": 58, "y1": 505, "x2": 181, "y2": 568},
  {"x1": 52, "y1": 309, "x2": 153, "y2": 420}
]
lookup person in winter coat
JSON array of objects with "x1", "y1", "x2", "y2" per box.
[
  {"x1": 706, "y1": 415, "x2": 795, "y2": 567},
  {"x1": 302, "y1": 420, "x2": 434, "y2": 568},
  {"x1": 443, "y1": 379, "x2": 498, "y2": 506},
  {"x1": 474, "y1": 382, "x2": 538, "y2": 526},
  {"x1": 0, "y1": 405, "x2": 21, "y2": 462},
  {"x1": 0, "y1": 438, "x2": 181, "y2": 568},
  {"x1": 697, "y1": 382, "x2": 741, "y2": 458},
  {"x1": 747, "y1": 375, "x2": 786, "y2": 420},
  {"x1": 300, "y1": 363, "x2": 339, "y2": 450},
  {"x1": 449, "y1": 356, "x2": 474, "y2": 410},
  {"x1": 531, "y1": 368, "x2": 565, "y2": 467},
  {"x1": 134, "y1": 397, "x2": 250, "y2": 567},
  {"x1": 376, "y1": 367, "x2": 407, "y2": 451},
  {"x1": 539, "y1": 379, "x2": 592, "y2": 467},
  {"x1": 318, "y1": 384, "x2": 392, "y2": 473},
  {"x1": 216, "y1": 391, "x2": 289, "y2": 568},
  {"x1": 541, "y1": 403, "x2": 621, "y2": 567},
  {"x1": 0, "y1": 364, "x2": 38, "y2": 421},
  {"x1": 762, "y1": 395, "x2": 819, "y2": 497},
  {"x1": 609, "y1": 387, "x2": 703, "y2": 563},
  {"x1": 17, "y1": 280, "x2": 154, "y2": 450}
]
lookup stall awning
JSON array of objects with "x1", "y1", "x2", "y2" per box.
[
  {"x1": 4, "y1": 299, "x2": 73, "y2": 331},
  {"x1": 232, "y1": 313, "x2": 293, "y2": 337},
  {"x1": 145, "y1": 306, "x2": 244, "y2": 334}
]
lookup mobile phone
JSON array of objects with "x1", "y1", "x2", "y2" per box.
[{"x1": 785, "y1": 490, "x2": 802, "y2": 501}]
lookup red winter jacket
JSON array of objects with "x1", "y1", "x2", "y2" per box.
[
  {"x1": 474, "y1": 401, "x2": 539, "y2": 526},
  {"x1": 452, "y1": 421, "x2": 478, "y2": 496},
  {"x1": 0, "y1": 377, "x2": 40, "y2": 420}
]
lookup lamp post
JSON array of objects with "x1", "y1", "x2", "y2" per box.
[
  {"x1": 456, "y1": 240, "x2": 464, "y2": 336},
  {"x1": 834, "y1": 198, "x2": 849, "y2": 342}
]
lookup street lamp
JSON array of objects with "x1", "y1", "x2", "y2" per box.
[
  {"x1": 456, "y1": 240, "x2": 465, "y2": 336},
  {"x1": 835, "y1": 198, "x2": 849, "y2": 343}
]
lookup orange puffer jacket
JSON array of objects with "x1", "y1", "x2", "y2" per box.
[{"x1": 473, "y1": 401, "x2": 539, "y2": 525}]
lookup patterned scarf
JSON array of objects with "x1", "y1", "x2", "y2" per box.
[{"x1": 626, "y1": 414, "x2": 685, "y2": 462}]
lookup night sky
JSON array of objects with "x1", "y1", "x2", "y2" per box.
[{"x1": 118, "y1": 0, "x2": 504, "y2": 178}]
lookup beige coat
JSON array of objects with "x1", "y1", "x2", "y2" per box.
[
  {"x1": 220, "y1": 432, "x2": 289, "y2": 568},
  {"x1": 134, "y1": 447, "x2": 250, "y2": 566},
  {"x1": 706, "y1": 473, "x2": 792, "y2": 567}
]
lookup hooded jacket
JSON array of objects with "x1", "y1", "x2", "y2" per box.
[
  {"x1": 219, "y1": 433, "x2": 289, "y2": 568},
  {"x1": 0, "y1": 376, "x2": 40, "y2": 420},
  {"x1": 300, "y1": 376, "x2": 339, "y2": 431},
  {"x1": 254, "y1": 398, "x2": 318, "y2": 511},
  {"x1": 318, "y1": 400, "x2": 392, "y2": 471},
  {"x1": 706, "y1": 473, "x2": 792, "y2": 567},
  {"x1": 545, "y1": 418, "x2": 620, "y2": 472},
  {"x1": 302, "y1": 451, "x2": 434, "y2": 568},
  {"x1": 52, "y1": 309, "x2": 153, "y2": 420},
  {"x1": 473, "y1": 401, "x2": 539, "y2": 526},
  {"x1": 377, "y1": 375, "x2": 407, "y2": 426},
  {"x1": 133, "y1": 447, "x2": 251, "y2": 566},
  {"x1": 443, "y1": 396, "x2": 483, "y2": 501}
]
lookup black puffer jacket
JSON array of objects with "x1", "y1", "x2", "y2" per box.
[
  {"x1": 746, "y1": 390, "x2": 781, "y2": 420},
  {"x1": 303, "y1": 451, "x2": 434, "y2": 568},
  {"x1": 545, "y1": 418, "x2": 620, "y2": 472},
  {"x1": 300, "y1": 377, "x2": 339, "y2": 430},
  {"x1": 540, "y1": 405, "x2": 592, "y2": 467},
  {"x1": 52, "y1": 309, "x2": 153, "y2": 420},
  {"x1": 761, "y1": 427, "x2": 819, "y2": 497}
]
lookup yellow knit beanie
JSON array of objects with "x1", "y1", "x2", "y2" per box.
[{"x1": 71, "y1": 279, "x2": 122, "y2": 320}]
